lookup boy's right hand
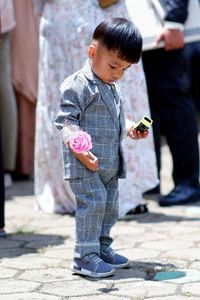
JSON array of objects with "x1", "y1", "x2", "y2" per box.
[{"x1": 72, "y1": 150, "x2": 99, "y2": 171}]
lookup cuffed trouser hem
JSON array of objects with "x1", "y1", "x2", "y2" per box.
[{"x1": 74, "y1": 241, "x2": 100, "y2": 258}]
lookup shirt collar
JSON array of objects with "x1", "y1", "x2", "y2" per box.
[{"x1": 82, "y1": 59, "x2": 102, "y2": 85}]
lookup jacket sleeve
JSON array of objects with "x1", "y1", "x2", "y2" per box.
[
  {"x1": 164, "y1": 0, "x2": 189, "y2": 24},
  {"x1": 54, "y1": 77, "x2": 86, "y2": 131}
]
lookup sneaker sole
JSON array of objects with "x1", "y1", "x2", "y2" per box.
[{"x1": 71, "y1": 264, "x2": 115, "y2": 278}]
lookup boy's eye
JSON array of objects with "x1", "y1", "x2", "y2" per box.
[{"x1": 109, "y1": 65, "x2": 116, "y2": 69}]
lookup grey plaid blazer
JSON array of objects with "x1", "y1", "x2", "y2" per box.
[{"x1": 55, "y1": 60, "x2": 126, "y2": 180}]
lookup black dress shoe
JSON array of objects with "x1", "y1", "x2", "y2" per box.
[
  {"x1": 126, "y1": 204, "x2": 149, "y2": 215},
  {"x1": 159, "y1": 185, "x2": 200, "y2": 207},
  {"x1": 0, "y1": 229, "x2": 7, "y2": 238},
  {"x1": 143, "y1": 185, "x2": 160, "y2": 196}
]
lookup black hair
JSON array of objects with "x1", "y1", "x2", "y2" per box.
[{"x1": 92, "y1": 17, "x2": 142, "y2": 63}]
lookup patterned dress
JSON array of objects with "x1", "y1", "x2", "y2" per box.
[{"x1": 34, "y1": 0, "x2": 158, "y2": 217}]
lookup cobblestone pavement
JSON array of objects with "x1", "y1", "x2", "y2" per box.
[{"x1": 1, "y1": 144, "x2": 200, "y2": 300}]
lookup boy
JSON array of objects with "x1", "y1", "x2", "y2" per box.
[{"x1": 55, "y1": 17, "x2": 148, "y2": 278}]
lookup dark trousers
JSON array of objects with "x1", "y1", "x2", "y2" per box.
[
  {"x1": 142, "y1": 48, "x2": 199, "y2": 187},
  {"x1": 0, "y1": 132, "x2": 5, "y2": 228},
  {"x1": 185, "y1": 42, "x2": 200, "y2": 110}
]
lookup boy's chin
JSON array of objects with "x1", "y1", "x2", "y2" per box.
[{"x1": 105, "y1": 79, "x2": 116, "y2": 84}]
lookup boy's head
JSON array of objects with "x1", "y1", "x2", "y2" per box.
[{"x1": 88, "y1": 17, "x2": 142, "y2": 84}]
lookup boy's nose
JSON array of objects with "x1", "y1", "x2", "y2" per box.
[{"x1": 112, "y1": 70, "x2": 123, "y2": 80}]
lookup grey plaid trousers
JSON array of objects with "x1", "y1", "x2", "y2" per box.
[{"x1": 69, "y1": 167, "x2": 119, "y2": 258}]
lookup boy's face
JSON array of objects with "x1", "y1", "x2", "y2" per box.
[{"x1": 88, "y1": 41, "x2": 132, "y2": 84}]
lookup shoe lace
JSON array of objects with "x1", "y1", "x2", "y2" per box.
[
  {"x1": 84, "y1": 253, "x2": 102, "y2": 264},
  {"x1": 102, "y1": 248, "x2": 115, "y2": 257}
]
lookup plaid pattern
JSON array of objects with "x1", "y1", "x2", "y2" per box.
[
  {"x1": 55, "y1": 59, "x2": 126, "y2": 180},
  {"x1": 70, "y1": 168, "x2": 119, "y2": 258},
  {"x1": 55, "y1": 59, "x2": 126, "y2": 257}
]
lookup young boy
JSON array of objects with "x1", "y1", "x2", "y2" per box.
[{"x1": 55, "y1": 17, "x2": 148, "y2": 278}]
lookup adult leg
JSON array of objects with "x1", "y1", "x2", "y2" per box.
[
  {"x1": 0, "y1": 33, "x2": 17, "y2": 171},
  {"x1": 143, "y1": 48, "x2": 199, "y2": 206},
  {"x1": 0, "y1": 131, "x2": 5, "y2": 230},
  {"x1": 143, "y1": 48, "x2": 199, "y2": 188}
]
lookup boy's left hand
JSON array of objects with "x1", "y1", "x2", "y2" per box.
[{"x1": 128, "y1": 127, "x2": 149, "y2": 140}]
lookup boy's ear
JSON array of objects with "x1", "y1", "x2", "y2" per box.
[{"x1": 88, "y1": 44, "x2": 97, "y2": 59}]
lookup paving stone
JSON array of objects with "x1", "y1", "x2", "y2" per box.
[
  {"x1": 140, "y1": 240, "x2": 194, "y2": 251},
  {"x1": 171, "y1": 233, "x2": 200, "y2": 242},
  {"x1": 110, "y1": 281, "x2": 176, "y2": 298},
  {"x1": 18, "y1": 268, "x2": 79, "y2": 282},
  {"x1": 111, "y1": 225, "x2": 145, "y2": 236},
  {"x1": 41, "y1": 248, "x2": 73, "y2": 260},
  {"x1": 0, "y1": 293, "x2": 61, "y2": 300},
  {"x1": 96, "y1": 268, "x2": 146, "y2": 283},
  {"x1": 128, "y1": 258, "x2": 189, "y2": 278},
  {"x1": 1, "y1": 255, "x2": 62, "y2": 270},
  {"x1": 148, "y1": 296, "x2": 199, "y2": 300},
  {"x1": 0, "y1": 268, "x2": 17, "y2": 279},
  {"x1": 8, "y1": 234, "x2": 65, "y2": 249},
  {"x1": 70, "y1": 296, "x2": 131, "y2": 300},
  {"x1": 0, "y1": 279, "x2": 40, "y2": 294},
  {"x1": 181, "y1": 282, "x2": 200, "y2": 297},
  {"x1": 0, "y1": 248, "x2": 31, "y2": 258},
  {"x1": 0, "y1": 240, "x2": 24, "y2": 249},
  {"x1": 186, "y1": 206, "x2": 200, "y2": 214},
  {"x1": 40, "y1": 280, "x2": 104, "y2": 297},
  {"x1": 190, "y1": 261, "x2": 200, "y2": 270},
  {"x1": 117, "y1": 248, "x2": 160, "y2": 260},
  {"x1": 112, "y1": 232, "x2": 167, "y2": 247},
  {"x1": 162, "y1": 249, "x2": 200, "y2": 261},
  {"x1": 39, "y1": 226, "x2": 74, "y2": 236}
]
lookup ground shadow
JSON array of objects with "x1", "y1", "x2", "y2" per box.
[
  {"x1": 5, "y1": 179, "x2": 34, "y2": 200},
  {"x1": 0, "y1": 233, "x2": 68, "y2": 259},
  {"x1": 119, "y1": 211, "x2": 200, "y2": 223},
  {"x1": 81, "y1": 260, "x2": 177, "y2": 285}
]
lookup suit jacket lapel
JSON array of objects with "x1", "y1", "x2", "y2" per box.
[
  {"x1": 82, "y1": 60, "x2": 119, "y2": 128},
  {"x1": 98, "y1": 84, "x2": 119, "y2": 128}
]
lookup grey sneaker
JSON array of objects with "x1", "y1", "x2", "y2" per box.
[
  {"x1": 71, "y1": 253, "x2": 115, "y2": 278},
  {"x1": 100, "y1": 247, "x2": 129, "y2": 269}
]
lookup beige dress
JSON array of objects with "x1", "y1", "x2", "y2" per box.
[
  {"x1": 34, "y1": 0, "x2": 158, "y2": 217},
  {"x1": 10, "y1": 0, "x2": 39, "y2": 176}
]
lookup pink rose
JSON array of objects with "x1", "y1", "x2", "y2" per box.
[{"x1": 69, "y1": 131, "x2": 92, "y2": 153}]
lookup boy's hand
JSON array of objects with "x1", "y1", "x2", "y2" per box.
[
  {"x1": 72, "y1": 150, "x2": 99, "y2": 171},
  {"x1": 128, "y1": 127, "x2": 149, "y2": 140}
]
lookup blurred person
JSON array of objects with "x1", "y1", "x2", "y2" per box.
[
  {"x1": 185, "y1": 41, "x2": 200, "y2": 111},
  {"x1": 0, "y1": 0, "x2": 17, "y2": 187},
  {"x1": 0, "y1": 130, "x2": 6, "y2": 238},
  {"x1": 10, "y1": 0, "x2": 39, "y2": 179},
  {"x1": 142, "y1": 0, "x2": 200, "y2": 206},
  {"x1": 33, "y1": 0, "x2": 158, "y2": 217}
]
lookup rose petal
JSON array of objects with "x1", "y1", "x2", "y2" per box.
[{"x1": 69, "y1": 131, "x2": 92, "y2": 153}]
